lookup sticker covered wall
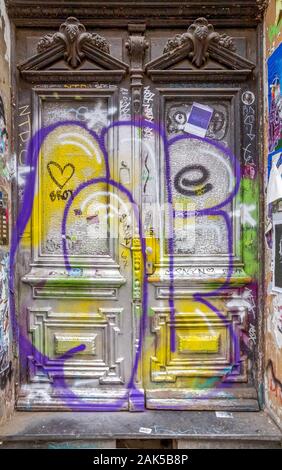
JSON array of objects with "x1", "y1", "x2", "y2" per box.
[
  {"x1": 265, "y1": 1, "x2": 282, "y2": 429},
  {"x1": 0, "y1": 96, "x2": 11, "y2": 388},
  {"x1": 0, "y1": 96, "x2": 9, "y2": 376},
  {"x1": 0, "y1": 0, "x2": 13, "y2": 424}
]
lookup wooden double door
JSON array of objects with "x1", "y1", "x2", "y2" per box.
[{"x1": 14, "y1": 16, "x2": 260, "y2": 410}]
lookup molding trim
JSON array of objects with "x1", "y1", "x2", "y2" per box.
[{"x1": 6, "y1": 1, "x2": 269, "y2": 26}]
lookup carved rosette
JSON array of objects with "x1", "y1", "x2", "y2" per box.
[
  {"x1": 163, "y1": 17, "x2": 236, "y2": 68},
  {"x1": 37, "y1": 17, "x2": 110, "y2": 69}
]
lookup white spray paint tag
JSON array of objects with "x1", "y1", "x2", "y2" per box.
[
  {"x1": 215, "y1": 412, "x2": 234, "y2": 418},
  {"x1": 139, "y1": 427, "x2": 152, "y2": 434}
]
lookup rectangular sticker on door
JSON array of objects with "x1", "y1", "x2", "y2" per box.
[{"x1": 184, "y1": 102, "x2": 214, "y2": 137}]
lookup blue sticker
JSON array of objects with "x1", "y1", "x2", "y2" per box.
[{"x1": 184, "y1": 102, "x2": 214, "y2": 137}]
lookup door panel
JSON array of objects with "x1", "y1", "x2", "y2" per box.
[
  {"x1": 18, "y1": 87, "x2": 133, "y2": 409},
  {"x1": 141, "y1": 24, "x2": 258, "y2": 409}
]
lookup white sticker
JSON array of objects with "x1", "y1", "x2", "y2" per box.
[
  {"x1": 139, "y1": 427, "x2": 152, "y2": 434},
  {"x1": 241, "y1": 91, "x2": 255, "y2": 105},
  {"x1": 215, "y1": 412, "x2": 234, "y2": 418}
]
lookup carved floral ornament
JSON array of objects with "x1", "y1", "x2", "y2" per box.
[
  {"x1": 37, "y1": 17, "x2": 110, "y2": 69},
  {"x1": 163, "y1": 17, "x2": 236, "y2": 68},
  {"x1": 256, "y1": 0, "x2": 270, "y2": 14}
]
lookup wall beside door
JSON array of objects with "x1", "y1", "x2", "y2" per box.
[
  {"x1": 264, "y1": 0, "x2": 282, "y2": 430},
  {"x1": 0, "y1": 0, "x2": 14, "y2": 425}
]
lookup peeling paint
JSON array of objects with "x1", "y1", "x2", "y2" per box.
[{"x1": 0, "y1": 0, "x2": 10, "y2": 64}]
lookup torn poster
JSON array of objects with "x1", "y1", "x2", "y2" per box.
[
  {"x1": 184, "y1": 102, "x2": 214, "y2": 137},
  {"x1": 268, "y1": 150, "x2": 282, "y2": 179},
  {"x1": 268, "y1": 43, "x2": 282, "y2": 153},
  {"x1": 267, "y1": 152, "x2": 282, "y2": 204},
  {"x1": 273, "y1": 212, "x2": 282, "y2": 292}
]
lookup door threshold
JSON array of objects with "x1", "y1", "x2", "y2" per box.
[{"x1": 0, "y1": 410, "x2": 281, "y2": 448}]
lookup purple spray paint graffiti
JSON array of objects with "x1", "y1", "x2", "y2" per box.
[{"x1": 9, "y1": 117, "x2": 241, "y2": 410}]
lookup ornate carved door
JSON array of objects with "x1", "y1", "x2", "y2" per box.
[
  {"x1": 140, "y1": 19, "x2": 259, "y2": 410},
  {"x1": 14, "y1": 16, "x2": 260, "y2": 411}
]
